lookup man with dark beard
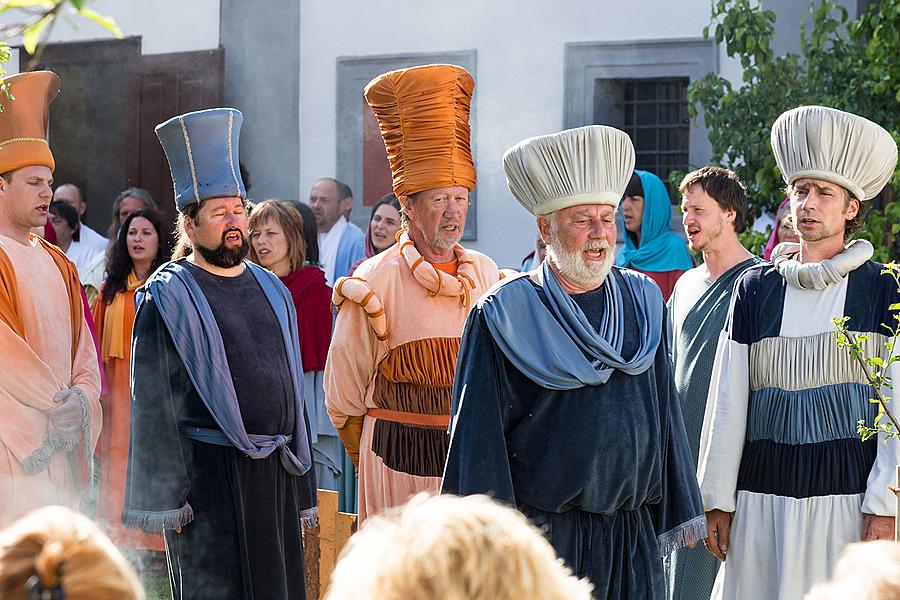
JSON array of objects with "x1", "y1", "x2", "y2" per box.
[
  {"x1": 441, "y1": 125, "x2": 705, "y2": 599},
  {"x1": 324, "y1": 64, "x2": 500, "y2": 523},
  {"x1": 123, "y1": 108, "x2": 317, "y2": 600}
]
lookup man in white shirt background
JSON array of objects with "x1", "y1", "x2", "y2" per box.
[
  {"x1": 53, "y1": 183, "x2": 107, "y2": 280},
  {"x1": 307, "y1": 177, "x2": 365, "y2": 285}
]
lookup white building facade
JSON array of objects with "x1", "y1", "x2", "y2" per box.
[{"x1": 2, "y1": 0, "x2": 861, "y2": 267}]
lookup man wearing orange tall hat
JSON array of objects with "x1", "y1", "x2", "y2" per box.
[
  {"x1": 0, "y1": 71, "x2": 102, "y2": 526},
  {"x1": 324, "y1": 64, "x2": 501, "y2": 522}
]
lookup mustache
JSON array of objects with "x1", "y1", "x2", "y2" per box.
[{"x1": 582, "y1": 240, "x2": 610, "y2": 252}]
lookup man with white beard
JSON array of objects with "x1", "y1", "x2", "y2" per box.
[{"x1": 442, "y1": 125, "x2": 706, "y2": 600}]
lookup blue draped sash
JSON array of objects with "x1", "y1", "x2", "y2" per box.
[
  {"x1": 135, "y1": 260, "x2": 312, "y2": 476},
  {"x1": 479, "y1": 261, "x2": 664, "y2": 390}
]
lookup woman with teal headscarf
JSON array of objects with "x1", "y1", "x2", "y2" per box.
[{"x1": 617, "y1": 170, "x2": 693, "y2": 300}]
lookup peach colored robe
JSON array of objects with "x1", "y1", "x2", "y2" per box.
[
  {"x1": 325, "y1": 240, "x2": 499, "y2": 523},
  {"x1": 0, "y1": 234, "x2": 101, "y2": 526},
  {"x1": 92, "y1": 289, "x2": 164, "y2": 551}
]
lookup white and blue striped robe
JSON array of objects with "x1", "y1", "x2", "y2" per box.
[{"x1": 697, "y1": 260, "x2": 900, "y2": 600}]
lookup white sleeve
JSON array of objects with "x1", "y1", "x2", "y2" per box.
[{"x1": 697, "y1": 329, "x2": 750, "y2": 513}]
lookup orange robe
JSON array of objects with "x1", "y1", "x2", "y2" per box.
[
  {"x1": 325, "y1": 232, "x2": 500, "y2": 522},
  {"x1": 0, "y1": 234, "x2": 102, "y2": 526},
  {"x1": 92, "y1": 280, "x2": 164, "y2": 551}
]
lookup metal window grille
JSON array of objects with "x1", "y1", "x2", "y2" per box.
[{"x1": 622, "y1": 78, "x2": 690, "y2": 180}]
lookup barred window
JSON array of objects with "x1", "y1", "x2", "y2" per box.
[{"x1": 620, "y1": 78, "x2": 690, "y2": 180}]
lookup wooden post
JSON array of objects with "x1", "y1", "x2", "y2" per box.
[
  {"x1": 317, "y1": 490, "x2": 339, "y2": 599},
  {"x1": 309, "y1": 489, "x2": 358, "y2": 599}
]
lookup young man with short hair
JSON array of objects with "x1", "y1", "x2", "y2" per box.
[
  {"x1": 698, "y1": 106, "x2": 900, "y2": 599},
  {"x1": 0, "y1": 71, "x2": 101, "y2": 526},
  {"x1": 664, "y1": 166, "x2": 758, "y2": 600}
]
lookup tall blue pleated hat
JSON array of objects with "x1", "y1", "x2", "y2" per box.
[{"x1": 155, "y1": 108, "x2": 246, "y2": 212}]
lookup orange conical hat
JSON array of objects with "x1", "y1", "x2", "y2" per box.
[
  {"x1": 364, "y1": 64, "x2": 475, "y2": 197},
  {"x1": 0, "y1": 71, "x2": 59, "y2": 174}
]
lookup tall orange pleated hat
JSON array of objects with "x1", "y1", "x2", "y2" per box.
[
  {"x1": 364, "y1": 64, "x2": 476, "y2": 197},
  {"x1": 0, "y1": 71, "x2": 59, "y2": 174}
]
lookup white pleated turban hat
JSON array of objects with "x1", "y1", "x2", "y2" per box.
[
  {"x1": 771, "y1": 105, "x2": 897, "y2": 201},
  {"x1": 503, "y1": 125, "x2": 635, "y2": 215}
]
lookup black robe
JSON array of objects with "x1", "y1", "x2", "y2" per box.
[
  {"x1": 442, "y1": 272, "x2": 704, "y2": 599},
  {"x1": 125, "y1": 265, "x2": 316, "y2": 600}
]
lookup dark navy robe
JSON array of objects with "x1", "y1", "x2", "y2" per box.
[
  {"x1": 125, "y1": 264, "x2": 316, "y2": 600},
  {"x1": 442, "y1": 270, "x2": 704, "y2": 599}
]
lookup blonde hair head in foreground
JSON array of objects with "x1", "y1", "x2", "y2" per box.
[
  {"x1": 0, "y1": 505, "x2": 144, "y2": 599},
  {"x1": 325, "y1": 493, "x2": 593, "y2": 600},
  {"x1": 804, "y1": 541, "x2": 900, "y2": 599}
]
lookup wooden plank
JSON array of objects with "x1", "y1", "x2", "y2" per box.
[
  {"x1": 335, "y1": 512, "x2": 357, "y2": 559},
  {"x1": 301, "y1": 522, "x2": 320, "y2": 600},
  {"x1": 317, "y1": 490, "x2": 339, "y2": 600}
]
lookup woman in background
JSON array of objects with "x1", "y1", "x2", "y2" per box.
[
  {"x1": 762, "y1": 197, "x2": 800, "y2": 260},
  {"x1": 349, "y1": 193, "x2": 402, "y2": 274},
  {"x1": 248, "y1": 200, "x2": 340, "y2": 491},
  {"x1": 91, "y1": 210, "x2": 169, "y2": 552}
]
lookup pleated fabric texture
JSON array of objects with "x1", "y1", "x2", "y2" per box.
[
  {"x1": 0, "y1": 71, "x2": 59, "y2": 173},
  {"x1": 771, "y1": 105, "x2": 897, "y2": 200},
  {"x1": 371, "y1": 337, "x2": 459, "y2": 477},
  {"x1": 502, "y1": 124, "x2": 635, "y2": 215},
  {"x1": 364, "y1": 64, "x2": 475, "y2": 197},
  {"x1": 749, "y1": 330, "x2": 885, "y2": 391},
  {"x1": 747, "y1": 383, "x2": 876, "y2": 444}
]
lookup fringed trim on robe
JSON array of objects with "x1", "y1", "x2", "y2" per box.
[
  {"x1": 657, "y1": 514, "x2": 707, "y2": 556},
  {"x1": 21, "y1": 388, "x2": 91, "y2": 479},
  {"x1": 122, "y1": 503, "x2": 195, "y2": 534},
  {"x1": 300, "y1": 507, "x2": 318, "y2": 529},
  {"x1": 370, "y1": 337, "x2": 459, "y2": 477}
]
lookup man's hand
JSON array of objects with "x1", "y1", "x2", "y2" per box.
[
  {"x1": 862, "y1": 513, "x2": 895, "y2": 541},
  {"x1": 704, "y1": 509, "x2": 733, "y2": 561},
  {"x1": 47, "y1": 388, "x2": 83, "y2": 432}
]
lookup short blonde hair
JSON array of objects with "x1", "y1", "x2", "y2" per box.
[
  {"x1": 805, "y1": 541, "x2": 900, "y2": 599},
  {"x1": 325, "y1": 494, "x2": 593, "y2": 600},
  {"x1": 0, "y1": 506, "x2": 144, "y2": 599}
]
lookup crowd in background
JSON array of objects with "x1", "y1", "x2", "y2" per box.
[{"x1": 0, "y1": 167, "x2": 892, "y2": 600}]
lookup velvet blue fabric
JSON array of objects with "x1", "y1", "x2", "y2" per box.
[
  {"x1": 479, "y1": 261, "x2": 664, "y2": 390},
  {"x1": 442, "y1": 270, "x2": 706, "y2": 598},
  {"x1": 737, "y1": 438, "x2": 876, "y2": 498},
  {"x1": 616, "y1": 170, "x2": 693, "y2": 272},
  {"x1": 155, "y1": 108, "x2": 246, "y2": 212},
  {"x1": 136, "y1": 259, "x2": 312, "y2": 476}
]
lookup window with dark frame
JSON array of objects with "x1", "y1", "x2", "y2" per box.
[{"x1": 621, "y1": 78, "x2": 690, "y2": 181}]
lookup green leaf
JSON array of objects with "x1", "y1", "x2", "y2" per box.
[
  {"x1": 0, "y1": 0, "x2": 55, "y2": 13},
  {"x1": 22, "y1": 13, "x2": 53, "y2": 55},
  {"x1": 76, "y1": 7, "x2": 124, "y2": 38},
  {"x1": 889, "y1": 303, "x2": 900, "y2": 311}
]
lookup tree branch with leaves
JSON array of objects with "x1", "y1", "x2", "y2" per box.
[
  {"x1": 0, "y1": 0, "x2": 123, "y2": 86},
  {"x1": 832, "y1": 263, "x2": 900, "y2": 442}
]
